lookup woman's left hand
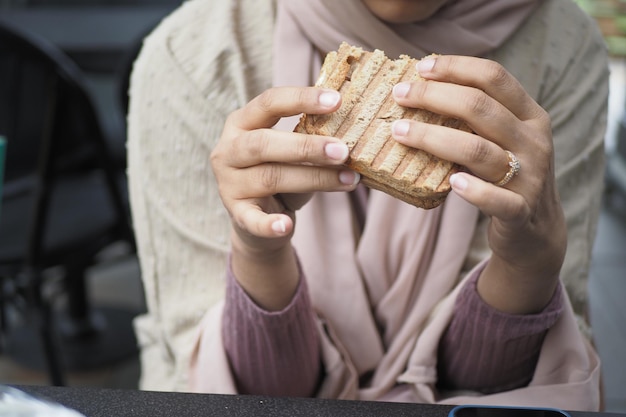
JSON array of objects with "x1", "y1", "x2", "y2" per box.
[{"x1": 390, "y1": 55, "x2": 566, "y2": 314}]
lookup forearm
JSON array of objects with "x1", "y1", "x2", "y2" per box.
[{"x1": 222, "y1": 255, "x2": 322, "y2": 397}]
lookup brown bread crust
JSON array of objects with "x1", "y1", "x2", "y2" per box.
[{"x1": 294, "y1": 42, "x2": 472, "y2": 209}]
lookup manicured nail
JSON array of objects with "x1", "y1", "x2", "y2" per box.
[
  {"x1": 450, "y1": 173, "x2": 468, "y2": 191},
  {"x1": 393, "y1": 82, "x2": 410, "y2": 98},
  {"x1": 392, "y1": 120, "x2": 410, "y2": 137},
  {"x1": 417, "y1": 57, "x2": 436, "y2": 74},
  {"x1": 325, "y1": 142, "x2": 349, "y2": 160},
  {"x1": 271, "y1": 219, "x2": 287, "y2": 234},
  {"x1": 339, "y1": 170, "x2": 360, "y2": 186},
  {"x1": 319, "y1": 90, "x2": 340, "y2": 108}
]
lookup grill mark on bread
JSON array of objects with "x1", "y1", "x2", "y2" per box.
[
  {"x1": 347, "y1": 58, "x2": 410, "y2": 163},
  {"x1": 335, "y1": 51, "x2": 387, "y2": 146},
  {"x1": 308, "y1": 48, "x2": 382, "y2": 138},
  {"x1": 372, "y1": 63, "x2": 419, "y2": 177}
]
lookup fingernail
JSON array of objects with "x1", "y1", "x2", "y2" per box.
[
  {"x1": 392, "y1": 120, "x2": 410, "y2": 137},
  {"x1": 393, "y1": 82, "x2": 411, "y2": 98},
  {"x1": 319, "y1": 90, "x2": 340, "y2": 108},
  {"x1": 271, "y1": 219, "x2": 287, "y2": 234},
  {"x1": 339, "y1": 170, "x2": 360, "y2": 186},
  {"x1": 325, "y1": 142, "x2": 349, "y2": 160},
  {"x1": 417, "y1": 57, "x2": 436, "y2": 74},
  {"x1": 450, "y1": 173, "x2": 468, "y2": 191}
]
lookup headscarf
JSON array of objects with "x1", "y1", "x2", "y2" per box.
[{"x1": 273, "y1": 0, "x2": 540, "y2": 88}]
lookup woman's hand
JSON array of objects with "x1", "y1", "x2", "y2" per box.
[
  {"x1": 390, "y1": 55, "x2": 567, "y2": 314},
  {"x1": 211, "y1": 86, "x2": 359, "y2": 310}
]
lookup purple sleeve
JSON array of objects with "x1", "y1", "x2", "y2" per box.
[
  {"x1": 221, "y1": 255, "x2": 321, "y2": 397},
  {"x1": 437, "y1": 270, "x2": 564, "y2": 394}
]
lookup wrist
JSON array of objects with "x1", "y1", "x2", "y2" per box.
[
  {"x1": 477, "y1": 256, "x2": 561, "y2": 315},
  {"x1": 231, "y1": 227, "x2": 292, "y2": 264},
  {"x1": 230, "y1": 229, "x2": 299, "y2": 311}
]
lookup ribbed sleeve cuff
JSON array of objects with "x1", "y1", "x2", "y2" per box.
[
  {"x1": 222, "y1": 253, "x2": 321, "y2": 397},
  {"x1": 438, "y1": 267, "x2": 564, "y2": 393}
]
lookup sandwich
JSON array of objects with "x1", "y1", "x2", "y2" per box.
[{"x1": 294, "y1": 42, "x2": 472, "y2": 209}]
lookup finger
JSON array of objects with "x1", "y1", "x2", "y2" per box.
[
  {"x1": 391, "y1": 119, "x2": 510, "y2": 183},
  {"x1": 415, "y1": 55, "x2": 544, "y2": 122},
  {"x1": 247, "y1": 164, "x2": 360, "y2": 196},
  {"x1": 227, "y1": 164, "x2": 360, "y2": 199},
  {"x1": 393, "y1": 77, "x2": 523, "y2": 149},
  {"x1": 230, "y1": 87, "x2": 341, "y2": 131},
  {"x1": 227, "y1": 128, "x2": 350, "y2": 168},
  {"x1": 449, "y1": 172, "x2": 529, "y2": 225},
  {"x1": 233, "y1": 201, "x2": 294, "y2": 239}
]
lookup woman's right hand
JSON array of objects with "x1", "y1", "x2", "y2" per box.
[{"x1": 210, "y1": 87, "x2": 359, "y2": 309}]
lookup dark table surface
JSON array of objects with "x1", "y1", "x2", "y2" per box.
[{"x1": 13, "y1": 385, "x2": 625, "y2": 417}]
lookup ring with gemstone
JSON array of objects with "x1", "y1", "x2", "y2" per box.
[{"x1": 494, "y1": 150, "x2": 520, "y2": 187}]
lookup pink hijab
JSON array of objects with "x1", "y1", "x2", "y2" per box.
[{"x1": 273, "y1": 0, "x2": 540, "y2": 88}]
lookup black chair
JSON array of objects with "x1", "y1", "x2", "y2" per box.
[{"x1": 0, "y1": 19, "x2": 137, "y2": 385}]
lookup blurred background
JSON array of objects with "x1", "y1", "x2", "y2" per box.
[
  {"x1": 0, "y1": 0, "x2": 625, "y2": 413},
  {"x1": 0, "y1": 0, "x2": 181, "y2": 392}
]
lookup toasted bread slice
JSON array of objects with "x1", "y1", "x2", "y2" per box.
[{"x1": 294, "y1": 42, "x2": 472, "y2": 209}]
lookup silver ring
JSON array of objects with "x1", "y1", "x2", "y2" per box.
[{"x1": 494, "y1": 150, "x2": 520, "y2": 187}]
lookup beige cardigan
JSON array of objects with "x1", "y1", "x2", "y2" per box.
[{"x1": 127, "y1": 0, "x2": 609, "y2": 394}]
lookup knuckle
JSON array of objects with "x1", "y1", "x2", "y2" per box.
[
  {"x1": 465, "y1": 91, "x2": 493, "y2": 118},
  {"x1": 224, "y1": 110, "x2": 236, "y2": 127},
  {"x1": 524, "y1": 122, "x2": 553, "y2": 160},
  {"x1": 224, "y1": 108, "x2": 242, "y2": 128},
  {"x1": 231, "y1": 207, "x2": 249, "y2": 232},
  {"x1": 210, "y1": 136, "x2": 229, "y2": 167},
  {"x1": 226, "y1": 131, "x2": 249, "y2": 162},
  {"x1": 535, "y1": 136, "x2": 553, "y2": 158},
  {"x1": 246, "y1": 129, "x2": 271, "y2": 159},
  {"x1": 215, "y1": 179, "x2": 231, "y2": 202},
  {"x1": 463, "y1": 138, "x2": 492, "y2": 164},
  {"x1": 412, "y1": 80, "x2": 430, "y2": 101},
  {"x1": 209, "y1": 147, "x2": 221, "y2": 168},
  {"x1": 484, "y1": 62, "x2": 510, "y2": 89},
  {"x1": 293, "y1": 87, "x2": 310, "y2": 108},
  {"x1": 437, "y1": 55, "x2": 456, "y2": 75},
  {"x1": 309, "y1": 169, "x2": 327, "y2": 189},
  {"x1": 260, "y1": 164, "x2": 282, "y2": 193},
  {"x1": 296, "y1": 135, "x2": 318, "y2": 160},
  {"x1": 536, "y1": 110, "x2": 552, "y2": 132},
  {"x1": 256, "y1": 89, "x2": 276, "y2": 114},
  {"x1": 508, "y1": 198, "x2": 530, "y2": 223}
]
